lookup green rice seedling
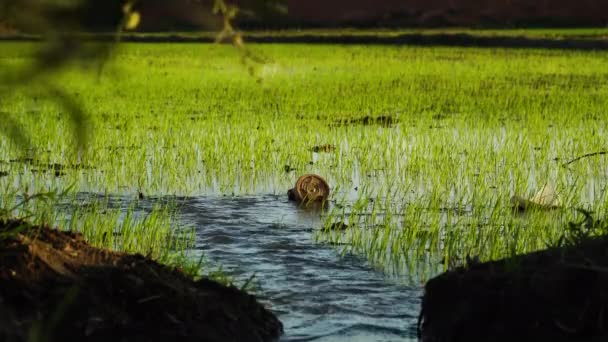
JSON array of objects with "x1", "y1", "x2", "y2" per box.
[{"x1": 1, "y1": 37, "x2": 607, "y2": 280}]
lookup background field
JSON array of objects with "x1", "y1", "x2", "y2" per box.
[{"x1": 1, "y1": 41, "x2": 607, "y2": 277}]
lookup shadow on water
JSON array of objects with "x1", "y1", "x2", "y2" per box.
[{"x1": 65, "y1": 193, "x2": 421, "y2": 341}]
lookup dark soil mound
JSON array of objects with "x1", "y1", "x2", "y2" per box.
[
  {"x1": 0, "y1": 219, "x2": 283, "y2": 342},
  {"x1": 419, "y1": 235, "x2": 608, "y2": 341}
]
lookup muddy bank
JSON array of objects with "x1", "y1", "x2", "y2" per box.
[
  {"x1": 0, "y1": 219, "x2": 283, "y2": 342},
  {"x1": 419, "y1": 235, "x2": 608, "y2": 341}
]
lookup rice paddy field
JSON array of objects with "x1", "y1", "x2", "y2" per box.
[{"x1": 1, "y1": 37, "x2": 608, "y2": 339}]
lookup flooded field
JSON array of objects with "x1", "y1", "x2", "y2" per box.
[{"x1": 1, "y1": 40, "x2": 607, "y2": 340}]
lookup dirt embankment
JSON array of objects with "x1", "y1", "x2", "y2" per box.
[
  {"x1": 419, "y1": 235, "x2": 608, "y2": 341},
  {"x1": 0, "y1": 219, "x2": 283, "y2": 342}
]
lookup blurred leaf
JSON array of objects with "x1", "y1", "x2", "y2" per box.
[
  {"x1": 45, "y1": 85, "x2": 88, "y2": 156},
  {"x1": 0, "y1": 1, "x2": 121, "y2": 153},
  {"x1": 0, "y1": 111, "x2": 32, "y2": 151},
  {"x1": 0, "y1": 0, "x2": 257, "y2": 154},
  {"x1": 122, "y1": 0, "x2": 140, "y2": 30},
  {"x1": 125, "y1": 11, "x2": 141, "y2": 30}
]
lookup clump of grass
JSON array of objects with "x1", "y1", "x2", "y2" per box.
[{"x1": 0, "y1": 187, "x2": 209, "y2": 279}]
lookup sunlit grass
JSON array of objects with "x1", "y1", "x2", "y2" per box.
[{"x1": 1, "y1": 41, "x2": 607, "y2": 280}]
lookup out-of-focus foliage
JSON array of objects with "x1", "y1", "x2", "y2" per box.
[
  {"x1": 0, "y1": 0, "x2": 259, "y2": 155},
  {"x1": 0, "y1": 0, "x2": 126, "y2": 155},
  {"x1": 0, "y1": 0, "x2": 124, "y2": 33}
]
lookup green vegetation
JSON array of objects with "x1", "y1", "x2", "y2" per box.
[
  {"x1": 0, "y1": 186, "x2": 202, "y2": 278},
  {"x1": 1, "y1": 41, "x2": 607, "y2": 280}
]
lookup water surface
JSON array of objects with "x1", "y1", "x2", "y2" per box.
[{"x1": 178, "y1": 194, "x2": 421, "y2": 341}]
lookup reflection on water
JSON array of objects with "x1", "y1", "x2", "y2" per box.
[{"x1": 178, "y1": 194, "x2": 421, "y2": 342}]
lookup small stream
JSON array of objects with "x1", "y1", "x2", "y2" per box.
[
  {"x1": 61, "y1": 192, "x2": 422, "y2": 341},
  {"x1": 178, "y1": 194, "x2": 421, "y2": 341}
]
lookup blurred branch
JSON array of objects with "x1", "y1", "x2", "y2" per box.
[
  {"x1": 45, "y1": 85, "x2": 88, "y2": 158},
  {"x1": 212, "y1": 0, "x2": 267, "y2": 80},
  {"x1": 0, "y1": 0, "x2": 126, "y2": 154},
  {"x1": 0, "y1": 0, "x2": 265, "y2": 155},
  {"x1": 0, "y1": 111, "x2": 32, "y2": 151}
]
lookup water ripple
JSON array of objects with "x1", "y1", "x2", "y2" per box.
[
  {"x1": 77, "y1": 193, "x2": 421, "y2": 341},
  {"x1": 177, "y1": 194, "x2": 421, "y2": 341}
]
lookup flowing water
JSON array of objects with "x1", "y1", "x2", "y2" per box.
[
  {"x1": 62, "y1": 193, "x2": 422, "y2": 341},
  {"x1": 180, "y1": 194, "x2": 421, "y2": 341}
]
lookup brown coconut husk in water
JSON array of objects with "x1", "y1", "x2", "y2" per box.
[{"x1": 287, "y1": 174, "x2": 330, "y2": 203}]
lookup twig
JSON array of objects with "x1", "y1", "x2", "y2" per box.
[{"x1": 562, "y1": 151, "x2": 608, "y2": 167}]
